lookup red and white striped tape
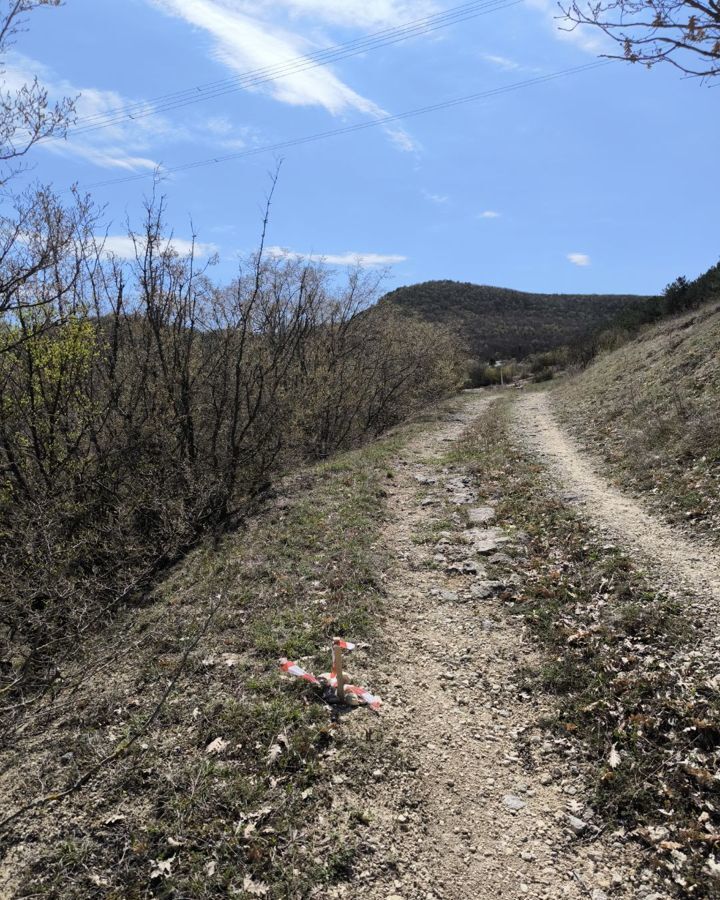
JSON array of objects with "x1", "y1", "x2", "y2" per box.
[
  {"x1": 345, "y1": 684, "x2": 382, "y2": 712},
  {"x1": 318, "y1": 673, "x2": 381, "y2": 712},
  {"x1": 278, "y1": 638, "x2": 381, "y2": 712},
  {"x1": 333, "y1": 637, "x2": 356, "y2": 651},
  {"x1": 279, "y1": 658, "x2": 321, "y2": 686}
]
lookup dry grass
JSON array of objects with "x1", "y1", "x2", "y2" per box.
[
  {"x1": 0, "y1": 426, "x2": 419, "y2": 899},
  {"x1": 553, "y1": 301, "x2": 720, "y2": 545},
  {"x1": 455, "y1": 399, "x2": 720, "y2": 898}
]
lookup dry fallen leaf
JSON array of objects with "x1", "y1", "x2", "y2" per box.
[
  {"x1": 206, "y1": 737, "x2": 228, "y2": 755},
  {"x1": 267, "y1": 743, "x2": 283, "y2": 765},
  {"x1": 103, "y1": 813, "x2": 126, "y2": 826},
  {"x1": 243, "y1": 874, "x2": 269, "y2": 895},
  {"x1": 150, "y1": 856, "x2": 174, "y2": 880}
]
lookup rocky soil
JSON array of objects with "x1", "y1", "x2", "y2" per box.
[{"x1": 328, "y1": 393, "x2": 646, "y2": 900}]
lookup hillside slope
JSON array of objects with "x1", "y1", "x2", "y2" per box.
[
  {"x1": 379, "y1": 280, "x2": 658, "y2": 360},
  {"x1": 554, "y1": 298, "x2": 720, "y2": 543}
]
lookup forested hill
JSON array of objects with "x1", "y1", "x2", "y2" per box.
[{"x1": 379, "y1": 280, "x2": 659, "y2": 360}]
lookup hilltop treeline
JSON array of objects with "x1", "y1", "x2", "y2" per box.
[
  {"x1": 664, "y1": 259, "x2": 720, "y2": 314},
  {"x1": 380, "y1": 280, "x2": 660, "y2": 360},
  {"x1": 0, "y1": 196, "x2": 460, "y2": 714}
]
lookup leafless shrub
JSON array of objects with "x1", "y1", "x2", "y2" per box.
[{"x1": 0, "y1": 191, "x2": 461, "y2": 732}]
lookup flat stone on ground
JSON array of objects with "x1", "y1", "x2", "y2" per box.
[{"x1": 467, "y1": 507, "x2": 496, "y2": 526}]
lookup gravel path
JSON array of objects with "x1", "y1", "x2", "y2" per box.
[
  {"x1": 515, "y1": 390, "x2": 720, "y2": 643},
  {"x1": 336, "y1": 392, "x2": 640, "y2": 900}
]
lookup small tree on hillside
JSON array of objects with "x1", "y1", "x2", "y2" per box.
[{"x1": 561, "y1": 0, "x2": 720, "y2": 79}]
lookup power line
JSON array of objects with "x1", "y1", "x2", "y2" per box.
[
  {"x1": 70, "y1": 0, "x2": 516, "y2": 129},
  {"x1": 86, "y1": 61, "x2": 610, "y2": 190},
  {"x1": 66, "y1": 0, "x2": 521, "y2": 136}
]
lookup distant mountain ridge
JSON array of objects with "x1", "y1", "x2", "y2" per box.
[{"x1": 379, "y1": 280, "x2": 659, "y2": 360}]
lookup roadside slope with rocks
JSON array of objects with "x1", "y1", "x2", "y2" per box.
[
  {"x1": 508, "y1": 390, "x2": 720, "y2": 896},
  {"x1": 517, "y1": 391, "x2": 720, "y2": 642},
  {"x1": 553, "y1": 298, "x2": 720, "y2": 546}
]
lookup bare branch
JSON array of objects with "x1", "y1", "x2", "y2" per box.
[{"x1": 560, "y1": 0, "x2": 720, "y2": 78}]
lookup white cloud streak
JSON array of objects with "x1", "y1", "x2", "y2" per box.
[
  {"x1": 478, "y1": 210, "x2": 500, "y2": 218},
  {"x1": 150, "y1": 0, "x2": 385, "y2": 115},
  {"x1": 3, "y1": 53, "x2": 169, "y2": 171},
  {"x1": 567, "y1": 252, "x2": 591, "y2": 266},
  {"x1": 147, "y1": 0, "x2": 417, "y2": 149},
  {"x1": 4, "y1": 51, "x2": 255, "y2": 173},
  {"x1": 480, "y1": 53, "x2": 522, "y2": 71},
  {"x1": 423, "y1": 190, "x2": 449, "y2": 204},
  {"x1": 264, "y1": 0, "x2": 437, "y2": 28},
  {"x1": 266, "y1": 246, "x2": 406, "y2": 267},
  {"x1": 100, "y1": 235, "x2": 219, "y2": 259},
  {"x1": 525, "y1": 0, "x2": 608, "y2": 53}
]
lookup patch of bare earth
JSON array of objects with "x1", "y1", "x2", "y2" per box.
[
  {"x1": 331, "y1": 392, "x2": 639, "y2": 900},
  {"x1": 515, "y1": 390, "x2": 720, "y2": 648}
]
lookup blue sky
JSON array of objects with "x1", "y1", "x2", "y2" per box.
[{"x1": 9, "y1": 0, "x2": 720, "y2": 295}]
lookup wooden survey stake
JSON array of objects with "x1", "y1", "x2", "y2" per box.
[{"x1": 332, "y1": 642, "x2": 346, "y2": 702}]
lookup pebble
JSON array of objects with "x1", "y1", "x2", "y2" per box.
[
  {"x1": 566, "y1": 814, "x2": 588, "y2": 836},
  {"x1": 468, "y1": 581, "x2": 499, "y2": 600}
]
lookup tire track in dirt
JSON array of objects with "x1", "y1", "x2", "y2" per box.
[
  {"x1": 333, "y1": 392, "x2": 639, "y2": 900},
  {"x1": 514, "y1": 390, "x2": 720, "y2": 643}
]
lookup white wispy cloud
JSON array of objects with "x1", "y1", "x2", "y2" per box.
[
  {"x1": 149, "y1": 0, "x2": 384, "y2": 115},
  {"x1": 387, "y1": 127, "x2": 420, "y2": 153},
  {"x1": 568, "y1": 252, "x2": 591, "y2": 266},
  {"x1": 147, "y1": 0, "x2": 417, "y2": 150},
  {"x1": 478, "y1": 210, "x2": 500, "y2": 219},
  {"x1": 4, "y1": 51, "x2": 255, "y2": 173},
  {"x1": 525, "y1": 0, "x2": 608, "y2": 53},
  {"x1": 4, "y1": 53, "x2": 168, "y2": 172},
  {"x1": 49, "y1": 143, "x2": 159, "y2": 172},
  {"x1": 266, "y1": 246, "x2": 406, "y2": 267},
  {"x1": 422, "y1": 190, "x2": 449, "y2": 204},
  {"x1": 480, "y1": 53, "x2": 522, "y2": 71},
  {"x1": 264, "y1": 0, "x2": 437, "y2": 28},
  {"x1": 100, "y1": 235, "x2": 219, "y2": 259}
]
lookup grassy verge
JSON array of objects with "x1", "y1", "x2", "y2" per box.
[
  {"x1": 553, "y1": 302, "x2": 720, "y2": 546},
  {"x1": 453, "y1": 397, "x2": 720, "y2": 897},
  {"x1": 0, "y1": 427, "x2": 416, "y2": 899}
]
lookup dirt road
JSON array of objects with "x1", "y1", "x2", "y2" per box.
[
  {"x1": 514, "y1": 391, "x2": 720, "y2": 645},
  {"x1": 339, "y1": 392, "x2": 638, "y2": 900}
]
